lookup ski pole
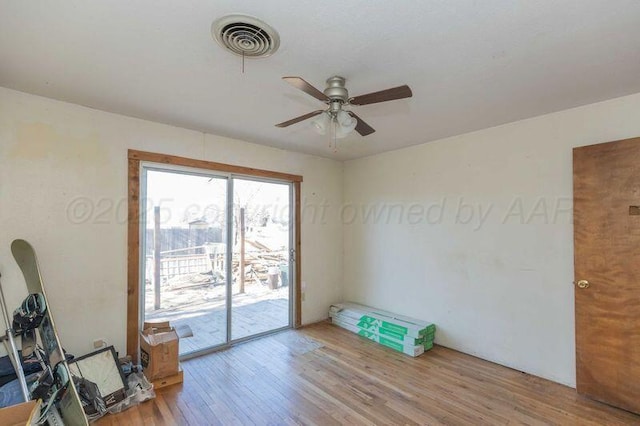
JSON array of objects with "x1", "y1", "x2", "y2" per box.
[{"x1": 0, "y1": 272, "x2": 30, "y2": 402}]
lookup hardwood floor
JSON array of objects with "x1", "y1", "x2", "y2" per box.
[{"x1": 97, "y1": 322, "x2": 640, "y2": 425}]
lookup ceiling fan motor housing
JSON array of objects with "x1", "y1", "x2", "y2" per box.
[{"x1": 324, "y1": 76, "x2": 349, "y2": 102}]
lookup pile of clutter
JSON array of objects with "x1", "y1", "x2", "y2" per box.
[
  {"x1": 0, "y1": 345, "x2": 155, "y2": 423},
  {"x1": 74, "y1": 352, "x2": 155, "y2": 421},
  {"x1": 0, "y1": 319, "x2": 187, "y2": 423},
  {"x1": 0, "y1": 240, "x2": 183, "y2": 424}
]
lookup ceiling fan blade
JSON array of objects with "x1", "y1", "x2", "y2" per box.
[
  {"x1": 275, "y1": 110, "x2": 324, "y2": 128},
  {"x1": 282, "y1": 77, "x2": 329, "y2": 102},
  {"x1": 348, "y1": 112, "x2": 376, "y2": 136},
  {"x1": 349, "y1": 85, "x2": 412, "y2": 106}
]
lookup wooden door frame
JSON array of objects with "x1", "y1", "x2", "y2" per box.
[{"x1": 127, "y1": 149, "x2": 303, "y2": 360}]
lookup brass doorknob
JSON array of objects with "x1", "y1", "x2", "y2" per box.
[{"x1": 574, "y1": 280, "x2": 590, "y2": 289}]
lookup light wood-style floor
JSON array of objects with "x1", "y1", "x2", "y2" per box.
[{"x1": 97, "y1": 322, "x2": 640, "y2": 425}]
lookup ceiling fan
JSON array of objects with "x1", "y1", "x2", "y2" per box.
[{"x1": 275, "y1": 76, "x2": 412, "y2": 138}]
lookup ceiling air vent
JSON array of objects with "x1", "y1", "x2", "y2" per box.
[{"x1": 211, "y1": 14, "x2": 280, "y2": 58}]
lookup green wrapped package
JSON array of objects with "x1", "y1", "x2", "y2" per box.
[
  {"x1": 331, "y1": 317, "x2": 425, "y2": 357},
  {"x1": 331, "y1": 311, "x2": 433, "y2": 346},
  {"x1": 330, "y1": 302, "x2": 435, "y2": 338},
  {"x1": 329, "y1": 303, "x2": 436, "y2": 356}
]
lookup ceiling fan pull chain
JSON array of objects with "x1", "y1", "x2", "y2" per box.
[
  {"x1": 328, "y1": 118, "x2": 334, "y2": 150},
  {"x1": 329, "y1": 118, "x2": 338, "y2": 153}
]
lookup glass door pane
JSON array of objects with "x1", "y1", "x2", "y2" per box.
[
  {"x1": 231, "y1": 178, "x2": 292, "y2": 340},
  {"x1": 142, "y1": 168, "x2": 228, "y2": 355}
]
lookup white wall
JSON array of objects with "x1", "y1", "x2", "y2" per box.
[
  {"x1": 343, "y1": 92, "x2": 640, "y2": 386},
  {"x1": 0, "y1": 87, "x2": 344, "y2": 357}
]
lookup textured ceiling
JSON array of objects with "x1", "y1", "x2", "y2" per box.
[{"x1": 1, "y1": 1, "x2": 640, "y2": 160}]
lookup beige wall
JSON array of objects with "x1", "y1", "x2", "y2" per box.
[
  {"x1": 0, "y1": 87, "x2": 344, "y2": 356},
  {"x1": 343, "y1": 92, "x2": 640, "y2": 386},
  {"x1": 4, "y1": 84, "x2": 640, "y2": 388}
]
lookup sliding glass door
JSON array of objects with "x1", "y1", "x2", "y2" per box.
[
  {"x1": 140, "y1": 165, "x2": 293, "y2": 357},
  {"x1": 231, "y1": 178, "x2": 292, "y2": 340}
]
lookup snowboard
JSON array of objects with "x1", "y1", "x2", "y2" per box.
[{"x1": 11, "y1": 239, "x2": 88, "y2": 426}]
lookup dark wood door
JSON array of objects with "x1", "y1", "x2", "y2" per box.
[{"x1": 573, "y1": 137, "x2": 640, "y2": 413}]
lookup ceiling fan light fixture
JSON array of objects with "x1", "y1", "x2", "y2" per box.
[
  {"x1": 311, "y1": 111, "x2": 331, "y2": 135},
  {"x1": 332, "y1": 111, "x2": 356, "y2": 139},
  {"x1": 337, "y1": 110, "x2": 357, "y2": 133},
  {"x1": 334, "y1": 124, "x2": 351, "y2": 139}
]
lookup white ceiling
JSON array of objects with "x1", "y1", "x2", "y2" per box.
[{"x1": 1, "y1": 1, "x2": 640, "y2": 160}]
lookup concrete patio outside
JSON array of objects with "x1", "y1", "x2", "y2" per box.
[{"x1": 145, "y1": 280, "x2": 290, "y2": 355}]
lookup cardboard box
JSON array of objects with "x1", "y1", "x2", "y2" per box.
[
  {"x1": 152, "y1": 365, "x2": 184, "y2": 389},
  {"x1": 140, "y1": 320, "x2": 179, "y2": 381},
  {"x1": 0, "y1": 400, "x2": 40, "y2": 426}
]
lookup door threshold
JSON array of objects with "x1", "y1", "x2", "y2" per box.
[{"x1": 179, "y1": 325, "x2": 292, "y2": 361}]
